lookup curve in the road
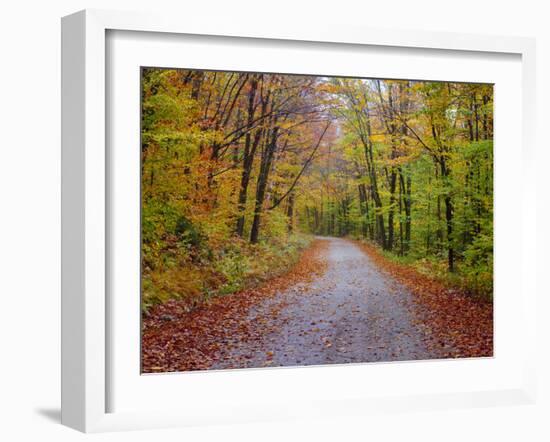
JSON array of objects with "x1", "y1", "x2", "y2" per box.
[{"x1": 211, "y1": 237, "x2": 440, "y2": 370}]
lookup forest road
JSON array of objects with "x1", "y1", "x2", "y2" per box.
[{"x1": 210, "y1": 237, "x2": 439, "y2": 369}]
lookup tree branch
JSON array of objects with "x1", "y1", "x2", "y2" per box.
[{"x1": 268, "y1": 121, "x2": 331, "y2": 210}]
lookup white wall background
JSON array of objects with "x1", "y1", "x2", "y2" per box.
[{"x1": 0, "y1": 1, "x2": 547, "y2": 440}]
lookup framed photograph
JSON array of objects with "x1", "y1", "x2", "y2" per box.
[{"x1": 61, "y1": 9, "x2": 537, "y2": 432}]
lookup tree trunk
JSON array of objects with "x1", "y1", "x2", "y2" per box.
[
  {"x1": 358, "y1": 183, "x2": 368, "y2": 238},
  {"x1": 250, "y1": 125, "x2": 279, "y2": 244},
  {"x1": 387, "y1": 168, "x2": 397, "y2": 251},
  {"x1": 399, "y1": 170, "x2": 411, "y2": 253},
  {"x1": 235, "y1": 78, "x2": 259, "y2": 237},
  {"x1": 286, "y1": 193, "x2": 295, "y2": 233},
  {"x1": 444, "y1": 194, "x2": 454, "y2": 272},
  {"x1": 440, "y1": 159, "x2": 454, "y2": 272}
]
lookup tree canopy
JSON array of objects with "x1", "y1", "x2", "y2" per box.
[{"x1": 141, "y1": 68, "x2": 493, "y2": 307}]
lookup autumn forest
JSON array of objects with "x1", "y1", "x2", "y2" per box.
[{"x1": 141, "y1": 68, "x2": 494, "y2": 372}]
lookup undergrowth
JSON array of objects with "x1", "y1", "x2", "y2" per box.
[
  {"x1": 142, "y1": 232, "x2": 312, "y2": 312},
  {"x1": 358, "y1": 240, "x2": 493, "y2": 300}
]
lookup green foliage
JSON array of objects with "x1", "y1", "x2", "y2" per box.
[
  {"x1": 297, "y1": 78, "x2": 493, "y2": 297},
  {"x1": 140, "y1": 68, "x2": 493, "y2": 310},
  {"x1": 175, "y1": 216, "x2": 204, "y2": 250},
  {"x1": 463, "y1": 232, "x2": 493, "y2": 298}
]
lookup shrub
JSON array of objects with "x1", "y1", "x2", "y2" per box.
[{"x1": 462, "y1": 233, "x2": 493, "y2": 298}]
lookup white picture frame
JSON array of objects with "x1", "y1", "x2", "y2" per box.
[{"x1": 61, "y1": 9, "x2": 537, "y2": 433}]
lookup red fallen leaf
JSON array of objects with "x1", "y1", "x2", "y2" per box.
[
  {"x1": 141, "y1": 240, "x2": 329, "y2": 373},
  {"x1": 357, "y1": 241, "x2": 493, "y2": 359}
]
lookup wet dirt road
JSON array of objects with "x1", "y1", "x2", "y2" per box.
[{"x1": 211, "y1": 237, "x2": 438, "y2": 369}]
